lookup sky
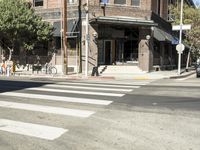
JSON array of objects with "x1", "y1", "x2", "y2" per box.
[{"x1": 193, "y1": 0, "x2": 200, "y2": 5}]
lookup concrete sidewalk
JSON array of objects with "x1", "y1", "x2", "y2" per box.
[
  {"x1": 1, "y1": 68, "x2": 196, "y2": 80},
  {"x1": 98, "y1": 69, "x2": 196, "y2": 80}
]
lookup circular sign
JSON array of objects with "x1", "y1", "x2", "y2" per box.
[{"x1": 176, "y1": 43, "x2": 185, "y2": 53}]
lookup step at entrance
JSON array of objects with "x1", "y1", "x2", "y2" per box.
[{"x1": 98, "y1": 65, "x2": 143, "y2": 74}]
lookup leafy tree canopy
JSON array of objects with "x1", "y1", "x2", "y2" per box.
[
  {"x1": 170, "y1": 4, "x2": 200, "y2": 58},
  {"x1": 0, "y1": 0, "x2": 53, "y2": 60}
]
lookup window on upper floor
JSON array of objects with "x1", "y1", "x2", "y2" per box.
[
  {"x1": 34, "y1": 0, "x2": 43, "y2": 7},
  {"x1": 100, "y1": 0, "x2": 109, "y2": 4},
  {"x1": 131, "y1": 0, "x2": 140, "y2": 6},
  {"x1": 114, "y1": 0, "x2": 126, "y2": 5},
  {"x1": 68, "y1": 0, "x2": 76, "y2": 4}
]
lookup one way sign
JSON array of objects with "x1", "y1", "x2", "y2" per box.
[{"x1": 172, "y1": 24, "x2": 191, "y2": 31}]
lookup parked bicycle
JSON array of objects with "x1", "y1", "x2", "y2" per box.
[{"x1": 44, "y1": 63, "x2": 57, "y2": 75}]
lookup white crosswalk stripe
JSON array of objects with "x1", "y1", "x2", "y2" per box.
[
  {"x1": 0, "y1": 119, "x2": 67, "y2": 140},
  {"x1": 57, "y1": 81, "x2": 148, "y2": 87},
  {"x1": 44, "y1": 84, "x2": 135, "y2": 92},
  {"x1": 0, "y1": 92, "x2": 113, "y2": 105},
  {"x1": 26, "y1": 87, "x2": 125, "y2": 97},
  {"x1": 0, "y1": 80, "x2": 149, "y2": 140},
  {"x1": 0, "y1": 101, "x2": 95, "y2": 118}
]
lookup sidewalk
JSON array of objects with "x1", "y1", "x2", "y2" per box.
[{"x1": 1, "y1": 68, "x2": 196, "y2": 80}]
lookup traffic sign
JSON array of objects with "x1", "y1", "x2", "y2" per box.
[
  {"x1": 176, "y1": 43, "x2": 185, "y2": 54},
  {"x1": 172, "y1": 24, "x2": 191, "y2": 31}
]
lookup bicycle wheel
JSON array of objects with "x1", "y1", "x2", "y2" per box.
[{"x1": 49, "y1": 67, "x2": 57, "y2": 75}]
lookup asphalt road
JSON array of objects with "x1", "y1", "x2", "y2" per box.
[{"x1": 0, "y1": 75, "x2": 200, "y2": 150}]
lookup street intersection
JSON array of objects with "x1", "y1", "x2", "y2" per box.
[{"x1": 0, "y1": 75, "x2": 199, "y2": 150}]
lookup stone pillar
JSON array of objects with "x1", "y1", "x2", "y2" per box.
[
  {"x1": 88, "y1": 24, "x2": 98, "y2": 70},
  {"x1": 138, "y1": 27, "x2": 154, "y2": 72},
  {"x1": 82, "y1": 22, "x2": 98, "y2": 73}
]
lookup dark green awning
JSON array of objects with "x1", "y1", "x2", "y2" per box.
[{"x1": 153, "y1": 27, "x2": 173, "y2": 42}]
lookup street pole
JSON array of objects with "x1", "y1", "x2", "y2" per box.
[
  {"x1": 78, "y1": 0, "x2": 82, "y2": 73},
  {"x1": 63, "y1": 0, "x2": 68, "y2": 75},
  {"x1": 178, "y1": 0, "x2": 184, "y2": 75},
  {"x1": 85, "y1": 0, "x2": 89, "y2": 77}
]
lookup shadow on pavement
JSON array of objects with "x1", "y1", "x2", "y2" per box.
[{"x1": 0, "y1": 79, "x2": 52, "y2": 93}]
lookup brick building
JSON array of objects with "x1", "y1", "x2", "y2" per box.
[{"x1": 28, "y1": 0, "x2": 194, "y2": 74}]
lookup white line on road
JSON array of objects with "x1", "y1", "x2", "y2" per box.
[
  {"x1": 0, "y1": 92, "x2": 113, "y2": 105},
  {"x1": 0, "y1": 101, "x2": 95, "y2": 118},
  {"x1": 57, "y1": 82, "x2": 146, "y2": 87},
  {"x1": 44, "y1": 84, "x2": 134, "y2": 92},
  {"x1": 0, "y1": 119, "x2": 67, "y2": 140},
  {"x1": 26, "y1": 87, "x2": 125, "y2": 97}
]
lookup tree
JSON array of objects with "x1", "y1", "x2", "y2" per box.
[
  {"x1": 0, "y1": 0, "x2": 54, "y2": 61},
  {"x1": 170, "y1": 3, "x2": 200, "y2": 60}
]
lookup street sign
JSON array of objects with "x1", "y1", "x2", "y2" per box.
[
  {"x1": 176, "y1": 43, "x2": 185, "y2": 54},
  {"x1": 172, "y1": 24, "x2": 191, "y2": 31}
]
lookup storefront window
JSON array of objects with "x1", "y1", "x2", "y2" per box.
[{"x1": 114, "y1": 0, "x2": 126, "y2": 5}]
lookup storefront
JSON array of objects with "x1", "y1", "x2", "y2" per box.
[{"x1": 90, "y1": 16, "x2": 157, "y2": 71}]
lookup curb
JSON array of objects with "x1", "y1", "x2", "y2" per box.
[
  {"x1": 4, "y1": 73, "x2": 116, "y2": 81},
  {"x1": 168, "y1": 71, "x2": 196, "y2": 79}
]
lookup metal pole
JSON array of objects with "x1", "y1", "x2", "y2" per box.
[
  {"x1": 78, "y1": 0, "x2": 82, "y2": 73},
  {"x1": 60, "y1": 0, "x2": 64, "y2": 74},
  {"x1": 63, "y1": 0, "x2": 68, "y2": 75},
  {"x1": 85, "y1": 0, "x2": 89, "y2": 77},
  {"x1": 178, "y1": 0, "x2": 183, "y2": 75}
]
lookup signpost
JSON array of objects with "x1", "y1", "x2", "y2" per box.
[
  {"x1": 172, "y1": 0, "x2": 191, "y2": 75},
  {"x1": 172, "y1": 24, "x2": 191, "y2": 31},
  {"x1": 176, "y1": 43, "x2": 185, "y2": 54}
]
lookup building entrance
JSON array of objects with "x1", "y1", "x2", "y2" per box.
[
  {"x1": 98, "y1": 26, "x2": 139, "y2": 65},
  {"x1": 104, "y1": 40, "x2": 112, "y2": 65}
]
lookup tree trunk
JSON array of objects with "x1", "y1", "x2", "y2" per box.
[
  {"x1": 186, "y1": 44, "x2": 193, "y2": 72},
  {"x1": 8, "y1": 47, "x2": 13, "y2": 61}
]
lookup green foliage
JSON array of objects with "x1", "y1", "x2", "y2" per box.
[
  {"x1": 170, "y1": 4, "x2": 200, "y2": 58},
  {"x1": 0, "y1": 0, "x2": 53, "y2": 53}
]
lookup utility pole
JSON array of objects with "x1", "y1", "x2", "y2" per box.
[
  {"x1": 78, "y1": 0, "x2": 82, "y2": 73},
  {"x1": 177, "y1": 0, "x2": 184, "y2": 75},
  {"x1": 63, "y1": 0, "x2": 68, "y2": 75},
  {"x1": 85, "y1": 0, "x2": 89, "y2": 77}
]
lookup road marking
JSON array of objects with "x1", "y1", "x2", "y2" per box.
[
  {"x1": 0, "y1": 92, "x2": 113, "y2": 105},
  {"x1": 26, "y1": 87, "x2": 125, "y2": 97},
  {"x1": 0, "y1": 101, "x2": 95, "y2": 118},
  {"x1": 44, "y1": 84, "x2": 134, "y2": 92},
  {"x1": 0, "y1": 119, "x2": 67, "y2": 140},
  {"x1": 57, "y1": 82, "x2": 146, "y2": 87}
]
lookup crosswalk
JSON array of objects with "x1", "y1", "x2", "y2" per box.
[{"x1": 0, "y1": 80, "x2": 151, "y2": 141}]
